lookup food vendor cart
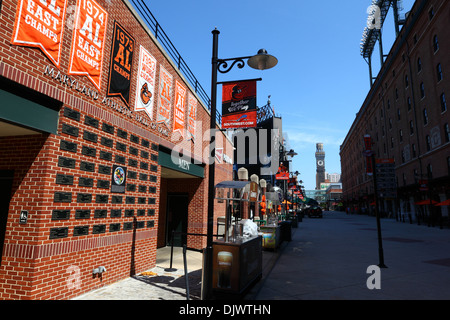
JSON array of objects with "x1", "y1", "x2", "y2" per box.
[
  {"x1": 212, "y1": 181, "x2": 262, "y2": 296},
  {"x1": 260, "y1": 191, "x2": 282, "y2": 250}
]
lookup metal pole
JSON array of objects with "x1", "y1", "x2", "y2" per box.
[
  {"x1": 372, "y1": 154, "x2": 387, "y2": 268},
  {"x1": 201, "y1": 28, "x2": 220, "y2": 300},
  {"x1": 183, "y1": 245, "x2": 190, "y2": 300}
]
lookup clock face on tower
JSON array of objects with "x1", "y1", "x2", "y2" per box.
[{"x1": 317, "y1": 160, "x2": 324, "y2": 167}]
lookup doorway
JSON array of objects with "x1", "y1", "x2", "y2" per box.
[
  {"x1": 0, "y1": 170, "x2": 14, "y2": 267},
  {"x1": 166, "y1": 194, "x2": 189, "y2": 247}
]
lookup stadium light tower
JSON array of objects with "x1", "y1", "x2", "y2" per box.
[{"x1": 360, "y1": 0, "x2": 404, "y2": 87}]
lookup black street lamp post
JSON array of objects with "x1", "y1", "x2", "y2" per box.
[{"x1": 202, "y1": 28, "x2": 277, "y2": 300}]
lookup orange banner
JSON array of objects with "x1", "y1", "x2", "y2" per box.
[
  {"x1": 68, "y1": 0, "x2": 108, "y2": 90},
  {"x1": 187, "y1": 92, "x2": 197, "y2": 141},
  {"x1": 157, "y1": 65, "x2": 173, "y2": 128},
  {"x1": 173, "y1": 80, "x2": 186, "y2": 138},
  {"x1": 11, "y1": 0, "x2": 68, "y2": 67}
]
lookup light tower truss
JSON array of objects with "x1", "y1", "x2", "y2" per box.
[{"x1": 360, "y1": 0, "x2": 404, "y2": 86}]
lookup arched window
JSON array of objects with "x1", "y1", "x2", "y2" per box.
[{"x1": 433, "y1": 35, "x2": 439, "y2": 52}]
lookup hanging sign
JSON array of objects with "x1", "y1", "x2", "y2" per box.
[
  {"x1": 107, "y1": 22, "x2": 135, "y2": 106},
  {"x1": 363, "y1": 134, "x2": 373, "y2": 176},
  {"x1": 68, "y1": 0, "x2": 108, "y2": 90},
  {"x1": 157, "y1": 65, "x2": 173, "y2": 129},
  {"x1": 134, "y1": 45, "x2": 157, "y2": 118},
  {"x1": 222, "y1": 80, "x2": 257, "y2": 129},
  {"x1": 11, "y1": 0, "x2": 68, "y2": 68},
  {"x1": 173, "y1": 80, "x2": 186, "y2": 138},
  {"x1": 275, "y1": 163, "x2": 289, "y2": 180},
  {"x1": 187, "y1": 92, "x2": 197, "y2": 141}
]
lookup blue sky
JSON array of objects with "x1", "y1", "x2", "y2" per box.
[{"x1": 140, "y1": 0, "x2": 415, "y2": 190}]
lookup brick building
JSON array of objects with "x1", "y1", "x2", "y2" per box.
[
  {"x1": 0, "y1": 0, "x2": 233, "y2": 299},
  {"x1": 340, "y1": 0, "x2": 450, "y2": 223}
]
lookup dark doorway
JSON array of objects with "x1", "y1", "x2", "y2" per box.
[
  {"x1": 0, "y1": 170, "x2": 14, "y2": 268},
  {"x1": 166, "y1": 194, "x2": 189, "y2": 247}
]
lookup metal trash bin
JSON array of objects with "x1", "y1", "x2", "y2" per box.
[{"x1": 279, "y1": 221, "x2": 292, "y2": 242}]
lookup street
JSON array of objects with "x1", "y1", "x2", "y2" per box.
[{"x1": 254, "y1": 211, "x2": 450, "y2": 300}]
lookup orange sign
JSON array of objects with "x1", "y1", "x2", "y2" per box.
[
  {"x1": 68, "y1": 0, "x2": 108, "y2": 90},
  {"x1": 187, "y1": 92, "x2": 197, "y2": 141},
  {"x1": 157, "y1": 65, "x2": 173, "y2": 128},
  {"x1": 11, "y1": 0, "x2": 68, "y2": 67},
  {"x1": 173, "y1": 80, "x2": 186, "y2": 138}
]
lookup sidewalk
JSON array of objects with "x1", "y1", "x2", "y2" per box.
[
  {"x1": 72, "y1": 237, "x2": 287, "y2": 300},
  {"x1": 73, "y1": 211, "x2": 450, "y2": 300}
]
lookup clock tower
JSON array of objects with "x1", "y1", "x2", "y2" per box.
[{"x1": 315, "y1": 143, "x2": 325, "y2": 190}]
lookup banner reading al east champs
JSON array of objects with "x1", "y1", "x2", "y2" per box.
[
  {"x1": 187, "y1": 92, "x2": 197, "y2": 141},
  {"x1": 157, "y1": 65, "x2": 173, "y2": 128},
  {"x1": 173, "y1": 80, "x2": 186, "y2": 138},
  {"x1": 68, "y1": 0, "x2": 108, "y2": 90},
  {"x1": 135, "y1": 45, "x2": 157, "y2": 119},
  {"x1": 11, "y1": 0, "x2": 68, "y2": 67}
]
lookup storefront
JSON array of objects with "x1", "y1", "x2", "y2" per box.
[{"x1": 0, "y1": 0, "x2": 233, "y2": 299}]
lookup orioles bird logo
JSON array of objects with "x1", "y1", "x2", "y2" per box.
[
  {"x1": 140, "y1": 83, "x2": 152, "y2": 105},
  {"x1": 231, "y1": 84, "x2": 246, "y2": 101}
]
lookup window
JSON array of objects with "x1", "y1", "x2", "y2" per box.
[
  {"x1": 417, "y1": 58, "x2": 422, "y2": 72},
  {"x1": 427, "y1": 163, "x2": 433, "y2": 179},
  {"x1": 426, "y1": 135, "x2": 431, "y2": 151},
  {"x1": 391, "y1": 137, "x2": 394, "y2": 148},
  {"x1": 397, "y1": 109, "x2": 401, "y2": 121},
  {"x1": 389, "y1": 118, "x2": 392, "y2": 129},
  {"x1": 410, "y1": 121, "x2": 414, "y2": 135},
  {"x1": 441, "y1": 93, "x2": 447, "y2": 112},
  {"x1": 405, "y1": 75, "x2": 409, "y2": 88},
  {"x1": 420, "y1": 82, "x2": 425, "y2": 99},
  {"x1": 395, "y1": 88, "x2": 399, "y2": 100},
  {"x1": 399, "y1": 129, "x2": 403, "y2": 142},
  {"x1": 448, "y1": 157, "x2": 450, "y2": 175},
  {"x1": 444, "y1": 123, "x2": 450, "y2": 143},
  {"x1": 423, "y1": 108, "x2": 428, "y2": 125},
  {"x1": 437, "y1": 63, "x2": 443, "y2": 82},
  {"x1": 387, "y1": 99, "x2": 391, "y2": 109},
  {"x1": 412, "y1": 144, "x2": 416, "y2": 158},
  {"x1": 433, "y1": 35, "x2": 439, "y2": 52},
  {"x1": 429, "y1": 7, "x2": 435, "y2": 20},
  {"x1": 407, "y1": 97, "x2": 412, "y2": 111}
]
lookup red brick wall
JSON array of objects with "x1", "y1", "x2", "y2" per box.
[
  {"x1": 0, "y1": 0, "x2": 233, "y2": 299},
  {"x1": 340, "y1": 0, "x2": 450, "y2": 211}
]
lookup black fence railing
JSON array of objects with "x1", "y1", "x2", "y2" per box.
[{"x1": 130, "y1": 0, "x2": 222, "y2": 125}]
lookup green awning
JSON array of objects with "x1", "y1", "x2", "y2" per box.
[
  {"x1": 158, "y1": 149, "x2": 204, "y2": 178},
  {"x1": 0, "y1": 89, "x2": 59, "y2": 134}
]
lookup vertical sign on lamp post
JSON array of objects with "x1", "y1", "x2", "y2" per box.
[
  {"x1": 363, "y1": 134, "x2": 387, "y2": 269},
  {"x1": 221, "y1": 80, "x2": 257, "y2": 129},
  {"x1": 364, "y1": 134, "x2": 373, "y2": 175}
]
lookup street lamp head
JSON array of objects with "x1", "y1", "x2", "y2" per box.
[
  {"x1": 286, "y1": 149, "x2": 298, "y2": 157},
  {"x1": 247, "y1": 49, "x2": 278, "y2": 70}
]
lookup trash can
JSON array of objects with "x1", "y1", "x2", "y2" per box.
[
  {"x1": 289, "y1": 214, "x2": 298, "y2": 228},
  {"x1": 279, "y1": 221, "x2": 292, "y2": 242}
]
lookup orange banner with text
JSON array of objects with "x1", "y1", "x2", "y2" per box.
[
  {"x1": 173, "y1": 80, "x2": 186, "y2": 138},
  {"x1": 11, "y1": 0, "x2": 68, "y2": 68},
  {"x1": 68, "y1": 0, "x2": 108, "y2": 90}
]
